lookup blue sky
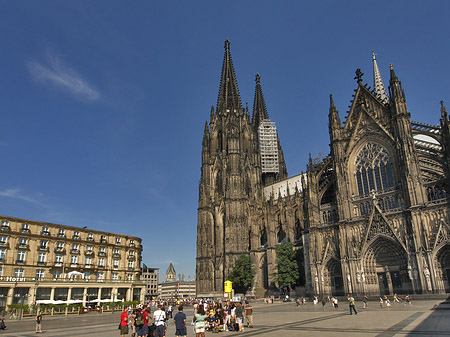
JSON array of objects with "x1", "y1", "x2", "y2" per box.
[{"x1": 1, "y1": 1, "x2": 449, "y2": 280}]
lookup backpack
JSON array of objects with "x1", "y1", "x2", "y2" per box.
[{"x1": 136, "y1": 313, "x2": 144, "y2": 326}]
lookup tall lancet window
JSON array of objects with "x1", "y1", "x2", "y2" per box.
[{"x1": 355, "y1": 142, "x2": 394, "y2": 196}]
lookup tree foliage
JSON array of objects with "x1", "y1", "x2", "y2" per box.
[
  {"x1": 274, "y1": 242, "x2": 299, "y2": 289},
  {"x1": 228, "y1": 254, "x2": 255, "y2": 294}
]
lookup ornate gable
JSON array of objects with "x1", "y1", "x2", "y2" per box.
[{"x1": 343, "y1": 86, "x2": 394, "y2": 157}]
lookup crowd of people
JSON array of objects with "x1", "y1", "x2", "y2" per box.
[{"x1": 119, "y1": 299, "x2": 254, "y2": 337}]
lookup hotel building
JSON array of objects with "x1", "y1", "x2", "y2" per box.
[{"x1": 0, "y1": 215, "x2": 145, "y2": 309}]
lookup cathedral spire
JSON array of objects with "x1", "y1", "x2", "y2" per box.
[
  {"x1": 441, "y1": 100, "x2": 448, "y2": 121},
  {"x1": 217, "y1": 39, "x2": 242, "y2": 113},
  {"x1": 328, "y1": 94, "x2": 341, "y2": 140},
  {"x1": 372, "y1": 50, "x2": 388, "y2": 104},
  {"x1": 252, "y1": 73, "x2": 270, "y2": 128},
  {"x1": 389, "y1": 63, "x2": 405, "y2": 102}
]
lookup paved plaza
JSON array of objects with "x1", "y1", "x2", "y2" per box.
[{"x1": 1, "y1": 298, "x2": 450, "y2": 336}]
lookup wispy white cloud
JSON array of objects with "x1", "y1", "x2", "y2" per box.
[
  {"x1": 26, "y1": 53, "x2": 100, "y2": 102},
  {"x1": 0, "y1": 188, "x2": 46, "y2": 207}
]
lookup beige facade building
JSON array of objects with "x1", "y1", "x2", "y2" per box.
[{"x1": 0, "y1": 215, "x2": 145, "y2": 309}]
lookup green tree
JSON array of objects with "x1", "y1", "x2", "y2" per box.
[
  {"x1": 228, "y1": 254, "x2": 255, "y2": 294},
  {"x1": 274, "y1": 242, "x2": 299, "y2": 290}
]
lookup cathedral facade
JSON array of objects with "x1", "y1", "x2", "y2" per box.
[{"x1": 196, "y1": 41, "x2": 450, "y2": 297}]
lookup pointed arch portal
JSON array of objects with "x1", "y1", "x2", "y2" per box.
[
  {"x1": 435, "y1": 244, "x2": 450, "y2": 293},
  {"x1": 362, "y1": 236, "x2": 411, "y2": 295}
]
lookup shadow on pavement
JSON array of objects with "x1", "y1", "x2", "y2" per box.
[{"x1": 405, "y1": 296, "x2": 450, "y2": 336}]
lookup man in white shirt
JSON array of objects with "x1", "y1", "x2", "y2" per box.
[{"x1": 153, "y1": 305, "x2": 166, "y2": 337}]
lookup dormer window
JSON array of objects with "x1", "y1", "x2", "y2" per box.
[
  {"x1": 130, "y1": 240, "x2": 135, "y2": 247},
  {"x1": 87, "y1": 233, "x2": 94, "y2": 242},
  {"x1": 42, "y1": 227, "x2": 50, "y2": 236},
  {"x1": 100, "y1": 235, "x2": 107, "y2": 243},
  {"x1": 1, "y1": 221, "x2": 10, "y2": 231},
  {"x1": 21, "y1": 223, "x2": 30, "y2": 233},
  {"x1": 115, "y1": 237, "x2": 121, "y2": 245},
  {"x1": 73, "y1": 231, "x2": 80, "y2": 240}
]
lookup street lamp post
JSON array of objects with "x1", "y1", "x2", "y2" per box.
[{"x1": 112, "y1": 292, "x2": 117, "y2": 314}]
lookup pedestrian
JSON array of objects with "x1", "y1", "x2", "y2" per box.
[
  {"x1": 333, "y1": 297, "x2": 339, "y2": 309},
  {"x1": 193, "y1": 305, "x2": 206, "y2": 337},
  {"x1": 244, "y1": 301, "x2": 253, "y2": 328},
  {"x1": 235, "y1": 302, "x2": 244, "y2": 331},
  {"x1": 0, "y1": 317, "x2": 6, "y2": 330},
  {"x1": 363, "y1": 296, "x2": 368, "y2": 309},
  {"x1": 36, "y1": 312, "x2": 43, "y2": 333},
  {"x1": 174, "y1": 305, "x2": 187, "y2": 337},
  {"x1": 153, "y1": 305, "x2": 166, "y2": 337},
  {"x1": 348, "y1": 295, "x2": 357, "y2": 315},
  {"x1": 322, "y1": 298, "x2": 326, "y2": 311},
  {"x1": 120, "y1": 308, "x2": 129, "y2": 337}
]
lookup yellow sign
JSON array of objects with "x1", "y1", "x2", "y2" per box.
[{"x1": 224, "y1": 280, "x2": 232, "y2": 293}]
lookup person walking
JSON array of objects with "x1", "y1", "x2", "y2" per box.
[
  {"x1": 363, "y1": 296, "x2": 368, "y2": 309},
  {"x1": 173, "y1": 305, "x2": 187, "y2": 337},
  {"x1": 322, "y1": 298, "x2": 326, "y2": 311},
  {"x1": 193, "y1": 305, "x2": 206, "y2": 337},
  {"x1": 35, "y1": 312, "x2": 43, "y2": 333},
  {"x1": 348, "y1": 295, "x2": 357, "y2": 315},
  {"x1": 153, "y1": 305, "x2": 166, "y2": 337},
  {"x1": 120, "y1": 308, "x2": 129, "y2": 337},
  {"x1": 244, "y1": 301, "x2": 253, "y2": 328}
]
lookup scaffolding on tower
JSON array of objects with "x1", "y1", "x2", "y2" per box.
[{"x1": 258, "y1": 119, "x2": 279, "y2": 174}]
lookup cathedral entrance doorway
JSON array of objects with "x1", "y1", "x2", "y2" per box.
[
  {"x1": 435, "y1": 244, "x2": 450, "y2": 293},
  {"x1": 363, "y1": 236, "x2": 409, "y2": 295},
  {"x1": 324, "y1": 259, "x2": 344, "y2": 296}
]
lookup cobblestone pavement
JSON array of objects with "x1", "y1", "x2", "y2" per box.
[{"x1": 1, "y1": 299, "x2": 449, "y2": 336}]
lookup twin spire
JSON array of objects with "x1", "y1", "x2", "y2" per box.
[
  {"x1": 217, "y1": 39, "x2": 242, "y2": 112},
  {"x1": 216, "y1": 39, "x2": 270, "y2": 126}
]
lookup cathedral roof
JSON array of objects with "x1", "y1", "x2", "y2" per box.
[
  {"x1": 167, "y1": 262, "x2": 175, "y2": 275},
  {"x1": 217, "y1": 39, "x2": 242, "y2": 112}
]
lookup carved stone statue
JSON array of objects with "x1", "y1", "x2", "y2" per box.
[{"x1": 423, "y1": 266, "x2": 432, "y2": 291}]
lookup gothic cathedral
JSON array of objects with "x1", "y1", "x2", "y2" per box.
[{"x1": 196, "y1": 40, "x2": 450, "y2": 297}]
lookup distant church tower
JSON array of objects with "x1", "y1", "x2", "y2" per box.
[
  {"x1": 166, "y1": 263, "x2": 176, "y2": 282},
  {"x1": 196, "y1": 40, "x2": 287, "y2": 296}
]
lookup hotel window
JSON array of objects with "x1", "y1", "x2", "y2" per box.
[
  {"x1": 85, "y1": 256, "x2": 92, "y2": 265},
  {"x1": 58, "y1": 229, "x2": 65, "y2": 238},
  {"x1": 86, "y1": 245, "x2": 93, "y2": 253},
  {"x1": 0, "y1": 267, "x2": 2, "y2": 277},
  {"x1": 1, "y1": 221, "x2": 9, "y2": 230},
  {"x1": 42, "y1": 227, "x2": 50, "y2": 236},
  {"x1": 56, "y1": 242, "x2": 64, "y2": 251},
  {"x1": 83, "y1": 272, "x2": 91, "y2": 279},
  {"x1": 0, "y1": 236, "x2": 7, "y2": 245},
  {"x1": 70, "y1": 255, "x2": 78, "y2": 265},
  {"x1": 36, "y1": 269, "x2": 45, "y2": 279},
  {"x1": 128, "y1": 261, "x2": 134, "y2": 269},
  {"x1": 21, "y1": 223, "x2": 30, "y2": 233},
  {"x1": 126, "y1": 274, "x2": 133, "y2": 281},
  {"x1": 97, "y1": 272, "x2": 104, "y2": 280},
  {"x1": 19, "y1": 238, "x2": 27, "y2": 248},
  {"x1": 130, "y1": 240, "x2": 135, "y2": 247},
  {"x1": 40, "y1": 240, "x2": 48, "y2": 249},
  {"x1": 87, "y1": 233, "x2": 94, "y2": 241},
  {"x1": 38, "y1": 252, "x2": 46, "y2": 263},
  {"x1": 100, "y1": 235, "x2": 106, "y2": 243},
  {"x1": 113, "y1": 259, "x2": 119, "y2": 269},
  {"x1": 128, "y1": 250, "x2": 134, "y2": 257},
  {"x1": 112, "y1": 273, "x2": 118, "y2": 280},
  {"x1": 73, "y1": 231, "x2": 80, "y2": 240},
  {"x1": 72, "y1": 243, "x2": 79, "y2": 252},
  {"x1": 115, "y1": 237, "x2": 121, "y2": 245},
  {"x1": 98, "y1": 257, "x2": 105, "y2": 267},
  {"x1": 53, "y1": 270, "x2": 61, "y2": 279},
  {"x1": 55, "y1": 254, "x2": 63, "y2": 265},
  {"x1": 0, "y1": 249, "x2": 5, "y2": 260},
  {"x1": 17, "y1": 250, "x2": 26, "y2": 263},
  {"x1": 14, "y1": 268, "x2": 24, "y2": 278},
  {"x1": 114, "y1": 249, "x2": 119, "y2": 254}
]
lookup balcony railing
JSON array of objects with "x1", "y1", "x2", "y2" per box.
[
  {"x1": 39, "y1": 246, "x2": 49, "y2": 252},
  {"x1": 98, "y1": 252, "x2": 106, "y2": 257},
  {"x1": 41, "y1": 231, "x2": 50, "y2": 236},
  {"x1": 71, "y1": 249, "x2": 80, "y2": 254}
]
